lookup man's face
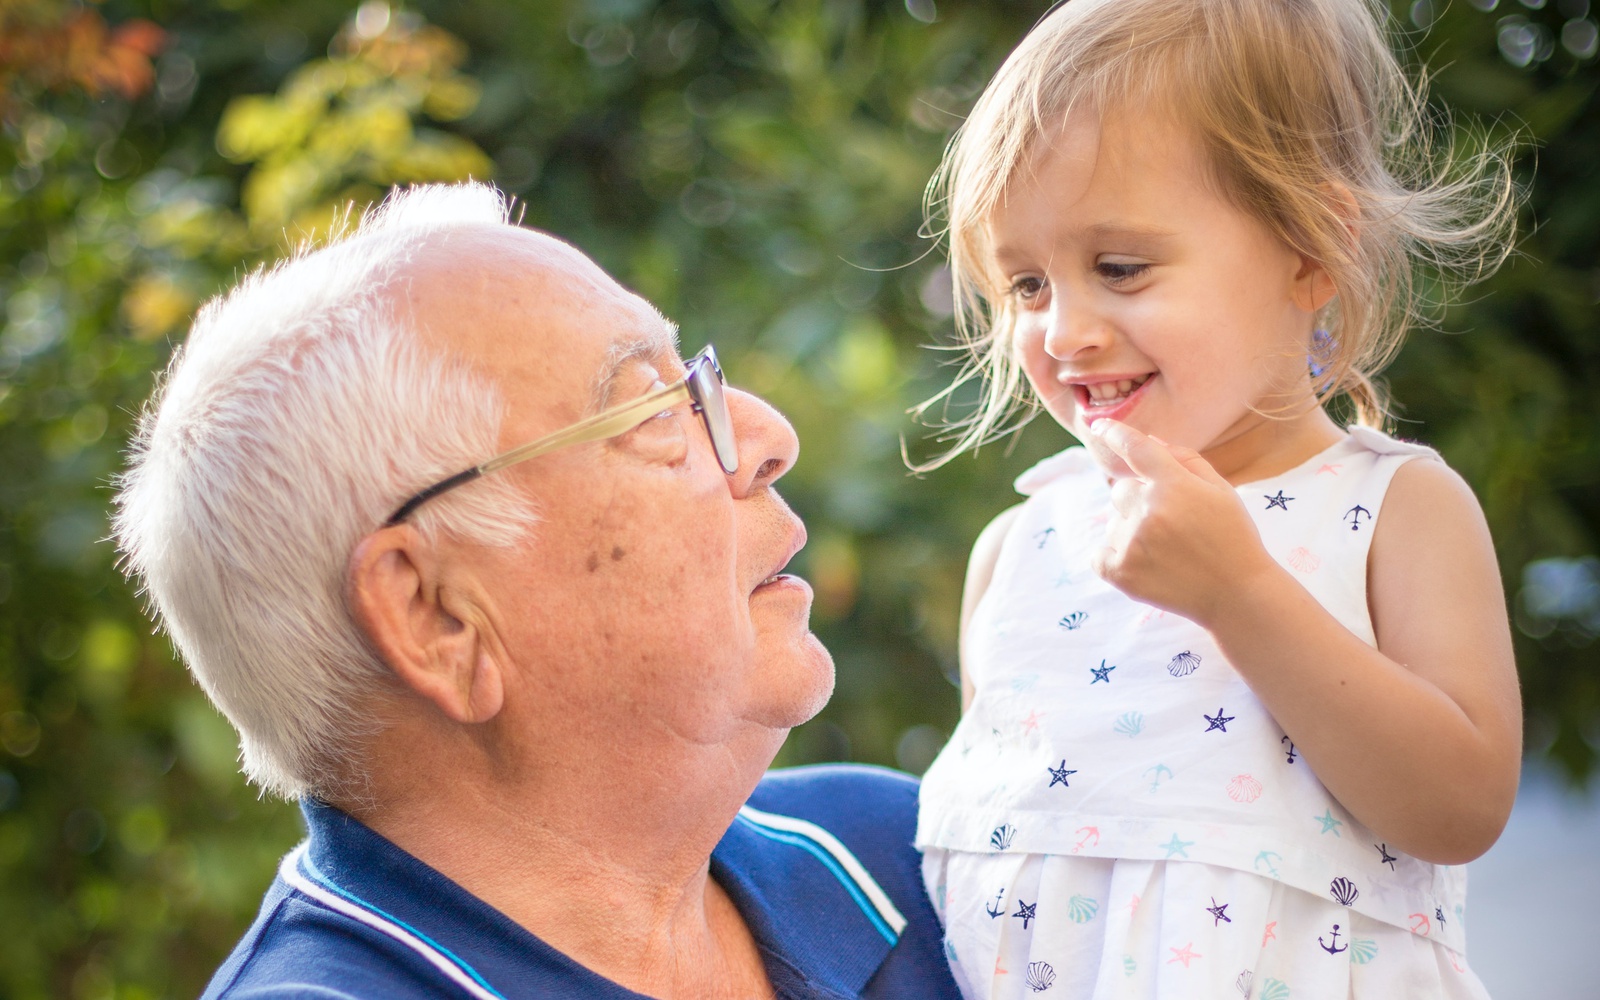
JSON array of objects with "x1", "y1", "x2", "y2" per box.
[{"x1": 405, "y1": 226, "x2": 833, "y2": 755}]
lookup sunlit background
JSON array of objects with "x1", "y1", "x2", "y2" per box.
[{"x1": 0, "y1": 0, "x2": 1595, "y2": 996}]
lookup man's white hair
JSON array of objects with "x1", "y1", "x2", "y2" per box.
[{"x1": 114, "y1": 182, "x2": 537, "y2": 801}]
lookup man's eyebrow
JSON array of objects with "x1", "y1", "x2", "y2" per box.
[{"x1": 592, "y1": 319, "x2": 682, "y2": 410}]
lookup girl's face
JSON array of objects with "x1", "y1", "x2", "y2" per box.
[{"x1": 990, "y1": 110, "x2": 1339, "y2": 482}]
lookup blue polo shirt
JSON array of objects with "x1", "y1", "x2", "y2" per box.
[{"x1": 203, "y1": 764, "x2": 960, "y2": 999}]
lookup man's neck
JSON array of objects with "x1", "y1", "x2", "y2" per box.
[{"x1": 342, "y1": 723, "x2": 782, "y2": 999}]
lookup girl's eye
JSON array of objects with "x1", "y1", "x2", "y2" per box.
[
  {"x1": 1096, "y1": 261, "x2": 1149, "y2": 286},
  {"x1": 1007, "y1": 275, "x2": 1047, "y2": 302}
]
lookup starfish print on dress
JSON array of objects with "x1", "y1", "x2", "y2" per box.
[
  {"x1": 1090, "y1": 660, "x2": 1116, "y2": 684},
  {"x1": 1205, "y1": 898, "x2": 1232, "y2": 926},
  {"x1": 1376, "y1": 843, "x2": 1398, "y2": 869},
  {"x1": 1314, "y1": 809, "x2": 1344, "y2": 836},
  {"x1": 1160, "y1": 833, "x2": 1194, "y2": 859},
  {"x1": 1022, "y1": 710, "x2": 1044, "y2": 733},
  {"x1": 1204, "y1": 708, "x2": 1235, "y2": 733},
  {"x1": 1316, "y1": 463, "x2": 1343, "y2": 476},
  {"x1": 1264, "y1": 490, "x2": 1294, "y2": 511},
  {"x1": 1047, "y1": 761, "x2": 1078, "y2": 788},
  {"x1": 1167, "y1": 943, "x2": 1202, "y2": 968},
  {"x1": 1014, "y1": 899, "x2": 1037, "y2": 930}
]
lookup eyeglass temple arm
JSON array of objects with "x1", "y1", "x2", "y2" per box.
[{"x1": 384, "y1": 381, "x2": 692, "y2": 526}]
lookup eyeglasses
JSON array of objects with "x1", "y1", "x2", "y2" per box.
[{"x1": 385, "y1": 344, "x2": 737, "y2": 527}]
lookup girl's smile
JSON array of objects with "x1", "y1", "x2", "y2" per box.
[{"x1": 989, "y1": 109, "x2": 1343, "y2": 484}]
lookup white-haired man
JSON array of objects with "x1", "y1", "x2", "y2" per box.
[{"x1": 114, "y1": 183, "x2": 958, "y2": 999}]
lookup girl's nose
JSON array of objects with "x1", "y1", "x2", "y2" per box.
[
  {"x1": 1042, "y1": 297, "x2": 1112, "y2": 360},
  {"x1": 722, "y1": 386, "x2": 799, "y2": 498}
]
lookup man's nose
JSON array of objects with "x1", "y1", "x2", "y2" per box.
[
  {"x1": 723, "y1": 386, "x2": 798, "y2": 497},
  {"x1": 1042, "y1": 293, "x2": 1112, "y2": 360}
]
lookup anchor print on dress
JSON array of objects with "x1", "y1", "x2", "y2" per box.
[
  {"x1": 1435, "y1": 905, "x2": 1447, "y2": 927},
  {"x1": 1167, "y1": 650, "x2": 1202, "y2": 677},
  {"x1": 1253, "y1": 850, "x2": 1283, "y2": 877},
  {"x1": 1204, "y1": 708, "x2": 1235, "y2": 733},
  {"x1": 1281, "y1": 735, "x2": 1299, "y2": 763},
  {"x1": 1090, "y1": 660, "x2": 1116, "y2": 684},
  {"x1": 1024, "y1": 962, "x2": 1056, "y2": 993},
  {"x1": 1410, "y1": 912, "x2": 1432, "y2": 936},
  {"x1": 1319, "y1": 924, "x2": 1349, "y2": 954},
  {"x1": 986, "y1": 888, "x2": 1006, "y2": 919},
  {"x1": 1144, "y1": 764, "x2": 1174, "y2": 792},
  {"x1": 1376, "y1": 843, "x2": 1398, "y2": 869},
  {"x1": 1047, "y1": 761, "x2": 1078, "y2": 788},
  {"x1": 1206, "y1": 898, "x2": 1232, "y2": 926},
  {"x1": 1033, "y1": 527, "x2": 1056, "y2": 549},
  {"x1": 1264, "y1": 490, "x2": 1294, "y2": 511},
  {"x1": 1013, "y1": 899, "x2": 1037, "y2": 930},
  {"x1": 1059, "y1": 611, "x2": 1088, "y2": 630},
  {"x1": 1344, "y1": 505, "x2": 1372, "y2": 531},
  {"x1": 1073, "y1": 826, "x2": 1100, "y2": 853}
]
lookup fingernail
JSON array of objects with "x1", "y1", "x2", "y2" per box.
[{"x1": 1089, "y1": 421, "x2": 1110, "y2": 437}]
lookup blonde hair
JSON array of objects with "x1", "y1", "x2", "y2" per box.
[{"x1": 914, "y1": 0, "x2": 1518, "y2": 468}]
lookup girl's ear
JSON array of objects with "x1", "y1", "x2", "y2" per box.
[
  {"x1": 1293, "y1": 181, "x2": 1360, "y2": 313},
  {"x1": 346, "y1": 526, "x2": 506, "y2": 725}
]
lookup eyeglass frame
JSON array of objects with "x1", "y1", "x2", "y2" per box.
[{"x1": 384, "y1": 344, "x2": 737, "y2": 527}]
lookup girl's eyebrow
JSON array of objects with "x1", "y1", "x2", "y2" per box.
[{"x1": 1080, "y1": 222, "x2": 1179, "y2": 246}]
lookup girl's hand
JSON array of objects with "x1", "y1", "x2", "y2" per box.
[{"x1": 1088, "y1": 419, "x2": 1281, "y2": 624}]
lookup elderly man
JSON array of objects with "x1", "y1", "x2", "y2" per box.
[{"x1": 114, "y1": 183, "x2": 958, "y2": 999}]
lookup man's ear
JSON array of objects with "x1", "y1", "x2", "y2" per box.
[
  {"x1": 1293, "y1": 181, "x2": 1359, "y2": 314},
  {"x1": 346, "y1": 527, "x2": 505, "y2": 725}
]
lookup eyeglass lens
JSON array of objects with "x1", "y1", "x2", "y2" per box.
[{"x1": 691, "y1": 351, "x2": 738, "y2": 475}]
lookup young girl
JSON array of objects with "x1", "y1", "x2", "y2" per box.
[{"x1": 913, "y1": 1, "x2": 1523, "y2": 997}]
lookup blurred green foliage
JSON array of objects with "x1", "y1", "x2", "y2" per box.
[{"x1": 0, "y1": 0, "x2": 1594, "y2": 994}]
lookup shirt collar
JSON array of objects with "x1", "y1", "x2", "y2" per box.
[{"x1": 298, "y1": 799, "x2": 895, "y2": 999}]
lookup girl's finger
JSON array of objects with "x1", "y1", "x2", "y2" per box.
[
  {"x1": 1154, "y1": 437, "x2": 1231, "y2": 489},
  {"x1": 1091, "y1": 419, "x2": 1185, "y2": 483}
]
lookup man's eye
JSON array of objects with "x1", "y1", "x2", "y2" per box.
[
  {"x1": 623, "y1": 408, "x2": 689, "y2": 463},
  {"x1": 1096, "y1": 262, "x2": 1150, "y2": 286}
]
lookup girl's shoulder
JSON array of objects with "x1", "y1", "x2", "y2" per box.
[{"x1": 1344, "y1": 425, "x2": 1442, "y2": 462}]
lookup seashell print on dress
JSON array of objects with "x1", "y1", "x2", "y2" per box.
[
  {"x1": 1286, "y1": 546, "x2": 1321, "y2": 573},
  {"x1": 990, "y1": 824, "x2": 1016, "y2": 851},
  {"x1": 1058, "y1": 611, "x2": 1088, "y2": 630},
  {"x1": 1226, "y1": 774, "x2": 1263, "y2": 803},
  {"x1": 1330, "y1": 876, "x2": 1360, "y2": 906},
  {"x1": 1167, "y1": 650, "x2": 1202, "y2": 677},
  {"x1": 1067, "y1": 894, "x2": 1099, "y2": 923},
  {"x1": 1024, "y1": 961, "x2": 1057, "y2": 992},
  {"x1": 1113, "y1": 711, "x2": 1144, "y2": 738}
]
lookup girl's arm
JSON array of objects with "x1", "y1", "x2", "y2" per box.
[
  {"x1": 1092, "y1": 421, "x2": 1522, "y2": 865},
  {"x1": 959, "y1": 504, "x2": 1023, "y2": 711}
]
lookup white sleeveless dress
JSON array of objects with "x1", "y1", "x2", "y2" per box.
[{"x1": 917, "y1": 428, "x2": 1493, "y2": 1000}]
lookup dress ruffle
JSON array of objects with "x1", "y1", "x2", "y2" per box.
[{"x1": 925, "y1": 850, "x2": 1490, "y2": 1000}]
